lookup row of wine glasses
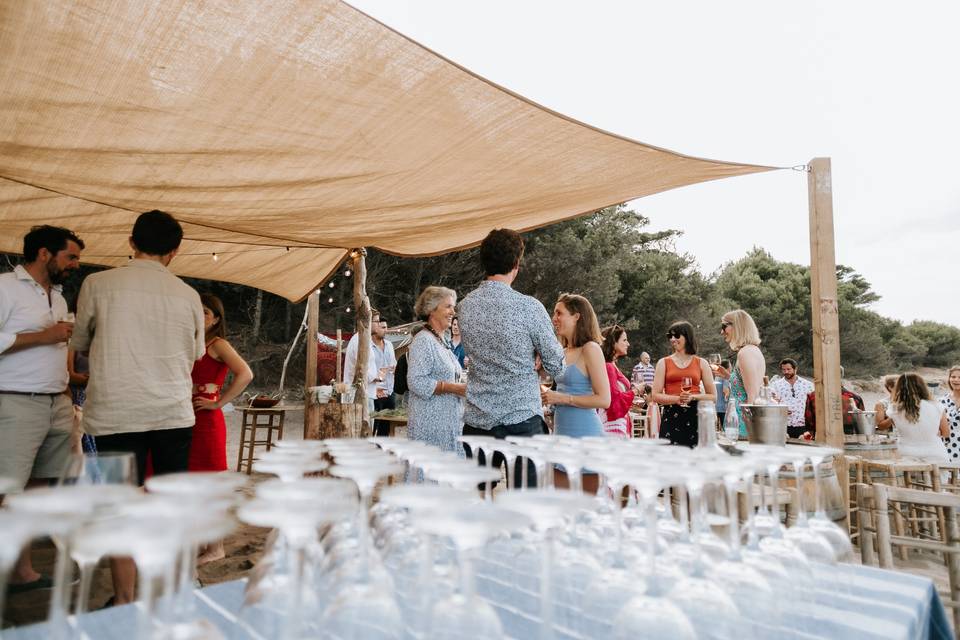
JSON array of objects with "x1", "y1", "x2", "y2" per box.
[
  {"x1": 0, "y1": 452, "x2": 244, "y2": 640},
  {"x1": 2, "y1": 432, "x2": 858, "y2": 640}
]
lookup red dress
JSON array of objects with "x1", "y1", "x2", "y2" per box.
[{"x1": 188, "y1": 340, "x2": 230, "y2": 471}]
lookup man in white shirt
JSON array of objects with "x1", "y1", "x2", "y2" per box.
[
  {"x1": 770, "y1": 357, "x2": 814, "y2": 438},
  {"x1": 71, "y1": 210, "x2": 204, "y2": 604},
  {"x1": 0, "y1": 225, "x2": 83, "y2": 590},
  {"x1": 342, "y1": 309, "x2": 397, "y2": 435}
]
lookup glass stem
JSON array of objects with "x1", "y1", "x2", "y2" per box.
[
  {"x1": 539, "y1": 529, "x2": 554, "y2": 640},
  {"x1": 677, "y1": 486, "x2": 689, "y2": 542},
  {"x1": 613, "y1": 482, "x2": 625, "y2": 560},
  {"x1": 47, "y1": 540, "x2": 70, "y2": 640},
  {"x1": 281, "y1": 540, "x2": 306, "y2": 640},
  {"x1": 688, "y1": 485, "x2": 705, "y2": 573},
  {"x1": 812, "y1": 458, "x2": 825, "y2": 519},
  {"x1": 136, "y1": 567, "x2": 156, "y2": 640},
  {"x1": 743, "y1": 471, "x2": 759, "y2": 550},
  {"x1": 721, "y1": 478, "x2": 739, "y2": 560},
  {"x1": 75, "y1": 560, "x2": 96, "y2": 615},
  {"x1": 359, "y1": 490, "x2": 372, "y2": 576},
  {"x1": 175, "y1": 543, "x2": 198, "y2": 619},
  {"x1": 794, "y1": 461, "x2": 809, "y2": 526},
  {"x1": 643, "y1": 492, "x2": 660, "y2": 595},
  {"x1": 418, "y1": 534, "x2": 435, "y2": 638},
  {"x1": 457, "y1": 546, "x2": 476, "y2": 601},
  {"x1": 769, "y1": 465, "x2": 781, "y2": 536},
  {"x1": 0, "y1": 567, "x2": 9, "y2": 640}
]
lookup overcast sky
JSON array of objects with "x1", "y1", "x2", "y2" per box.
[{"x1": 349, "y1": 0, "x2": 960, "y2": 327}]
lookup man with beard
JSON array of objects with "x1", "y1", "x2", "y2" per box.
[
  {"x1": 0, "y1": 225, "x2": 83, "y2": 591},
  {"x1": 771, "y1": 358, "x2": 814, "y2": 439}
]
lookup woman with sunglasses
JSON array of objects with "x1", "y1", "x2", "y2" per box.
[
  {"x1": 651, "y1": 321, "x2": 716, "y2": 446},
  {"x1": 718, "y1": 309, "x2": 765, "y2": 438}
]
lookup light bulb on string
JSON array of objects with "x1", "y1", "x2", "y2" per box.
[
  {"x1": 328, "y1": 282, "x2": 335, "y2": 288},
  {"x1": 327, "y1": 297, "x2": 334, "y2": 304},
  {"x1": 212, "y1": 253, "x2": 219, "y2": 262},
  {"x1": 344, "y1": 269, "x2": 352, "y2": 277},
  {"x1": 345, "y1": 307, "x2": 351, "y2": 313}
]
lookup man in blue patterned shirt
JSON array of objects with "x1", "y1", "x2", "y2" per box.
[{"x1": 458, "y1": 229, "x2": 565, "y2": 487}]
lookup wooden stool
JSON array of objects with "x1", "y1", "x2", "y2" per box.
[
  {"x1": 237, "y1": 406, "x2": 287, "y2": 474},
  {"x1": 863, "y1": 458, "x2": 941, "y2": 559}
]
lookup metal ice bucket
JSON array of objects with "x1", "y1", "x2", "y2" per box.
[
  {"x1": 740, "y1": 404, "x2": 789, "y2": 446},
  {"x1": 848, "y1": 410, "x2": 877, "y2": 437}
]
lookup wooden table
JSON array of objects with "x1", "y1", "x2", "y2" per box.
[{"x1": 371, "y1": 413, "x2": 408, "y2": 437}]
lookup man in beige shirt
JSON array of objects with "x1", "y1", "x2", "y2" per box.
[{"x1": 72, "y1": 209, "x2": 204, "y2": 604}]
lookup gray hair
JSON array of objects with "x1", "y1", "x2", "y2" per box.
[{"x1": 414, "y1": 286, "x2": 457, "y2": 320}]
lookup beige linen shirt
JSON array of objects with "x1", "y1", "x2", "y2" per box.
[{"x1": 71, "y1": 259, "x2": 205, "y2": 436}]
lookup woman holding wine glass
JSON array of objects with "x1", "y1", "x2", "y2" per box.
[
  {"x1": 652, "y1": 321, "x2": 716, "y2": 447},
  {"x1": 718, "y1": 309, "x2": 765, "y2": 438},
  {"x1": 541, "y1": 294, "x2": 610, "y2": 491}
]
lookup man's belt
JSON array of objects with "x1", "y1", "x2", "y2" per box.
[{"x1": 0, "y1": 389, "x2": 66, "y2": 397}]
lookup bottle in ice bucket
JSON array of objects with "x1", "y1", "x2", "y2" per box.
[
  {"x1": 724, "y1": 399, "x2": 740, "y2": 442},
  {"x1": 755, "y1": 375, "x2": 773, "y2": 405}
]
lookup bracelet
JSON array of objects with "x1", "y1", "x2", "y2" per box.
[{"x1": 439, "y1": 381, "x2": 445, "y2": 394}]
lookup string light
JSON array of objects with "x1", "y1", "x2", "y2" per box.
[
  {"x1": 345, "y1": 307, "x2": 351, "y2": 313},
  {"x1": 327, "y1": 297, "x2": 334, "y2": 304},
  {"x1": 212, "y1": 253, "x2": 219, "y2": 262},
  {"x1": 315, "y1": 288, "x2": 321, "y2": 295},
  {"x1": 344, "y1": 269, "x2": 352, "y2": 277},
  {"x1": 328, "y1": 282, "x2": 335, "y2": 288}
]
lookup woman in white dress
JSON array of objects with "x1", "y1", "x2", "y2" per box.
[{"x1": 888, "y1": 373, "x2": 950, "y2": 463}]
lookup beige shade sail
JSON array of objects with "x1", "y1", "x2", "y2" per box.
[{"x1": 0, "y1": 0, "x2": 778, "y2": 301}]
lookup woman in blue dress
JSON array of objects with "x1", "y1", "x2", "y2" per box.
[{"x1": 541, "y1": 293, "x2": 610, "y2": 494}]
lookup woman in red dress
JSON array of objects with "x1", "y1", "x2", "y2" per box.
[
  {"x1": 599, "y1": 325, "x2": 636, "y2": 438},
  {"x1": 191, "y1": 294, "x2": 253, "y2": 561}
]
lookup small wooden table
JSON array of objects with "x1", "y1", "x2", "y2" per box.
[
  {"x1": 237, "y1": 405, "x2": 298, "y2": 474},
  {"x1": 371, "y1": 413, "x2": 408, "y2": 437}
]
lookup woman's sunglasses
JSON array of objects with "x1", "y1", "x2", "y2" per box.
[
  {"x1": 666, "y1": 331, "x2": 682, "y2": 340},
  {"x1": 720, "y1": 321, "x2": 732, "y2": 331}
]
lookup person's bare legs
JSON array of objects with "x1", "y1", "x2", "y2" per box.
[
  {"x1": 109, "y1": 558, "x2": 136, "y2": 604},
  {"x1": 4, "y1": 479, "x2": 47, "y2": 584}
]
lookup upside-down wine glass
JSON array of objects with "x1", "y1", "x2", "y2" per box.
[
  {"x1": 418, "y1": 502, "x2": 532, "y2": 640},
  {"x1": 497, "y1": 490, "x2": 597, "y2": 640}
]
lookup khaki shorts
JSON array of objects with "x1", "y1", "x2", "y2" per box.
[{"x1": 0, "y1": 392, "x2": 74, "y2": 493}]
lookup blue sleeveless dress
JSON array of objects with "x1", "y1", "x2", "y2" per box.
[{"x1": 554, "y1": 365, "x2": 603, "y2": 437}]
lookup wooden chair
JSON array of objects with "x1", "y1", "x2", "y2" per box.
[{"x1": 873, "y1": 483, "x2": 960, "y2": 634}]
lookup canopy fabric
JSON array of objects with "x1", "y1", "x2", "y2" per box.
[{"x1": 0, "y1": 1, "x2": 776, "y2": 301}]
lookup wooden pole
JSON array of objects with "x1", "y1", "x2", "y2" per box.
[
  {"x1": 352, "y1": 249, "x2": 372, "y2": 431},
  {"x1": 304, "y1": 289, "x2": 319, "y2": 438},
  {"x1": 807, "y1": 158, "x2": 844, "y2": 449}
]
